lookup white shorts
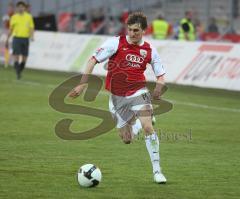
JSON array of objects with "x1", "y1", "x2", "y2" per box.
[{"x1": 109, "y1": 88, "x2": 153, "y2": 128}]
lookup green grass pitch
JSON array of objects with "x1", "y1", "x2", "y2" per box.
[{"x1": 0, "y1": 66, "x2": 240, "y2": 199}]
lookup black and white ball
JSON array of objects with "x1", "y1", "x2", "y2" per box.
[{"x1": 77, "y1": 164, "x2": 102, "y2": 187}]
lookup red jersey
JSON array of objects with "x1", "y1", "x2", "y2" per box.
[{"x1": 93, "y1": 35, "x2": 165, "y2": 96}]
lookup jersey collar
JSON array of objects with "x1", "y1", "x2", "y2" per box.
[{"x1": 126, "y1": 35, "x2": 144, "y2": 46}]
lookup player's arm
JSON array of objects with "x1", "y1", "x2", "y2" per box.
[
  {"x1": 68, "y1": 36, "x2": 119, "y2": 98},
  {"x1": 30, "y1": 27, "x2": 34, "y2": 41},
  {"x1": 150, "y1": 46, "x2": 166, "y2": 99},
  {"x1": 153, "y1": 75, "x2": 165, "y2": 99},
  {"x1": 29, "y1": 15, "x2": 35, "y2": 41},
  {"x1": 68, "y1": 57, "x2": 97, "y2": 98}
]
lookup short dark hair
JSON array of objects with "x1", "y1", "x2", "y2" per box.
[
  {"x1": 16, "y1": 1, "x2": 26, "y2": 7},
  {"x1": 185, "y1": 10, "x2": 193, "y2": 16},
  {"x1": 127, "y1": 12, "x2": 148, "y2": 30}
]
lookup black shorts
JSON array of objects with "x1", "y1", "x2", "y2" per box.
[{"x1": 12, "y1": 37, "x2": 29, "y2": 56}]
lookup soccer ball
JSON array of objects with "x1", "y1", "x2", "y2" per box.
[{"x1": 77, "y1": 164, "x2": 102, "y2": 187}]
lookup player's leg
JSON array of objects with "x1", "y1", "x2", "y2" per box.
[
  {"x1": 12, "y1": 37, "x2": 22, "y2": 79},
  {"x1": 118, "y1": 122, "x2": 134, "y2": 144},
  {"x1": 109, "y1": 95, "x2": 134, "y2": 144},
  {"x1": 20, "y1": 55, "x2": 27, "y2": 72},
  {"x1": 19, "y1": 38, "x2": 29, "y2": 73},
  {"x1": 131, "y1": 117, "x2": 142, "y2": 136},
  {"x1": 131, "y1": 115, "x2": 155, "y2": 136},
  {"x1": 12, "y1": 37, "x2": 23, "y2": 79},
  {"x1": 138, "y1": 106, "x2": 167, "y2": 184},
  {"x1": 13, "y1": 55, "x2": 21, "y2": 79}
]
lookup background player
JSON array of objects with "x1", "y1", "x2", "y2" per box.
[
  {"x1": 69, "y1": 12, "x2": 167, "y2": 184},
  {"x1": 5, "y1": 1, "x2": 34, "y2": 79}
]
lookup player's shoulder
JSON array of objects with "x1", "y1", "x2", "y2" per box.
[
  {"x1": 110, "y1": 35, "x2": 120, "y2": 42},
  {"x1": 21, "y1": 12, "x2": 32, "y2": 19},
  {"x1": 145, "y1": 41, "x2": 160, "y2": 59},
  {"x1": 10, "y1": 13, "x2": 18, "y2": 20},
  {"x1": 143, "y1": 39, "x2": 158, "y2": 52},
  {"x1": 104, "y1": 35, "x2": 120, "y2": 42},
  {"x1": 25, "y1": 12, "x2": 33, "y2": 18},
  {"x1": 104, "y1": 36, "x2": 120, "y2": 47}
]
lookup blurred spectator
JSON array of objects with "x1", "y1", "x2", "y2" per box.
[
  {"x1": 172, "y1": 22, "x2": 180, "y2": 39},
  {"x1": 215, "y1": 5, "x2": 229, "y2": 33},
  {"x1": 225, "y1": 20, "x2": 236, "y2": 34},
  {"x1": 118, "y1": 9, "x2": 130, "y2": 35},
  {"x1": 2, "y1": 2, "x2": 14, "y2": 68},
  {"x1": 152, "y1": 12, "x2": 172, "y2": 40},
  {"x1": 194, "y1": 18, "x2": 205, "y2": 40},
  {"x1": 58, "y1": 12, "x2": 72, "y2": 32},
  {"x1": 2, "y1": 2, "x2": 15, "y2": 29},
  {"x1": 178, "y1": 10, "x2": 196, "y2": 41},
  {"x1": 106, "y1": 16, "x2": 122, "y2": 35},
  {"x1": 208, "y1": 17, "x2": 219, "y2": 33},
  {"x1": 121, "y1": 9, "x2": 129, "y2": 23},
  {"x1": 89, "y1": 8, "x2": 105, "y2": 34},
  {"x1": 75, "y1": 14, "x2": 88, "y2": 33}
]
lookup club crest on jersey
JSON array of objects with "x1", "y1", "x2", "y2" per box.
[{"x1": 140, "y1": 49, "x2": 147, "y2": 58}]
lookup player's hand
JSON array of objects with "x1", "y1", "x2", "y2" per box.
[
  {"x1": 68, "y1": 84, "x2": 87, "y2": 99},
  {"x1": 152, "y1": 88, "x2": 162, "y2": 100}
]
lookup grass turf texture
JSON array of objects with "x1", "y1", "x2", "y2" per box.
[{"x1": 0, "y1": 66, "x2": 240, "y2": 199}]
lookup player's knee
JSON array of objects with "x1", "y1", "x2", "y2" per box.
[{"x1": 142, "y1": 124, "x2": 154, "y2": 134}]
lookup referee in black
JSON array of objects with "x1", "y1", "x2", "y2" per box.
[{"x1": 5, "y1": 1, "x2": 34, "y2": 79}]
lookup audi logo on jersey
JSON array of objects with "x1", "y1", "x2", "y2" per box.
[{"x1": 126, "y1": 54, "x2": 144, "y2": 64}]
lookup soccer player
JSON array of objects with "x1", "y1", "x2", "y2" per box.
[
  {"x1": 5, "y1": 1, "x2": 34, "y2": 79},
  {"x1": 69, "y1": 12, "x2": 167, "y2": 184}
]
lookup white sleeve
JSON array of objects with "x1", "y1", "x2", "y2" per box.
[
  {"x1": 93, "y1": 36, "x2": 119, "y2": 63},
  {"x1": 150, "y1": 46, "x2": 166, "y2": 77}
]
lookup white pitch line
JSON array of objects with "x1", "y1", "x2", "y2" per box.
[
  {"x1": 13, "y1": 80, "x2": 56, "y2": 88},
  {"x1": 7, "y1": 79, "x2": 240, "y2": 113},
  {"x1": 169, "y1": 100, "x2": 240, "y2": 113}
]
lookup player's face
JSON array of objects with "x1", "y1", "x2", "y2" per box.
[
  {"x1": 186, "y1": 11, "x2": 193, "y2": 20},
  {"x1": 127, "y1": 24, "x2": 145, "y2": 44},
  {"x1": 17, "y1": 5, "x2": 25, "y2": 13}
]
